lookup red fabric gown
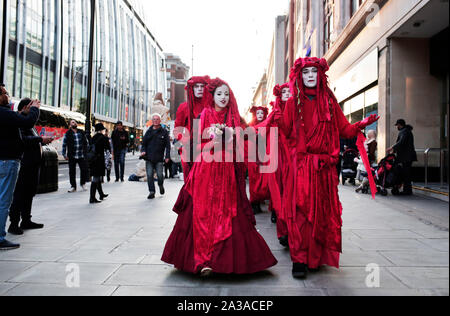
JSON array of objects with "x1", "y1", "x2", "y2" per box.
[
  {"x1": 162, "y1": 79, "x2": 277, "y2": 274},
  {"x1": 266, "y1": 85, "x2": 291, "y2": 239},
  {"x1": 174, "y1": 76, "x2": 210, "y2": 182},
  {"x1": 247, "y1": 109, "x2": 271, "y2": 204},
  {"x1": 281, "y1": 90, "x2": 364, "y2": 269}
]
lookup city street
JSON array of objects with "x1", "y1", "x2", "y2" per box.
[{"x1": 0, "y1": 155, "x2": 448, "y2": 296}]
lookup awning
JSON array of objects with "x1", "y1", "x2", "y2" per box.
[{"x1": 40, "y1": 105, "x2": 86, "y2": 123}]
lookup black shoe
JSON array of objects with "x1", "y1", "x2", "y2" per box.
[
  {"x1": 20, "y1": 221, "x2": 44, "y2": 230},
  {"x1": 159, "y1": 186, "x2": 165, "y2": 195},
  {"x1": 292, "y1": 263, "x2": 308, "y2": 279},
  {"x1": 121, "y1": 179, "x2": 125, "y2": 183},
  {"x1": 148, "y1": 193, "x2": 155, "y2": 200},
  {"x1": 279, "y1": 235, "x2": 289, "y2": 248},
  {"x1": 115, "y1": 179, "x2": 120, "y2": 183},
  {"x1": 252, "y1": 203, "x2": 262, "y2": 215},
  {"x1": 99, "y1": 194, "x2": 109, "y2": 201},
  {"x1": 392, "y1": 187, "x2": 401, "y2": 196},
  {"x1": 8, "y1": 224, "x2": 24, "y2": 236},
  {"x1": 308, "y1": 266, "x2": 321, "y2": 273},
  {"x1": 271, "y1": 211, "x2": 277, "y2": 224},
  {"x1": 400, "y1": 190, "x2": 413, "y2": 196},
  {"x1": 0, "y1": 240, "x2": 20, "y2": 251},
  {"x1": 90, "y1": 199, "x2": 102, "y2": 204}
]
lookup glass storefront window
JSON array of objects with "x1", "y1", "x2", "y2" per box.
[
  {"x1": 9, "y1": 0, "x2": 17, "y2": 41},
  {"x1": 341, "y1": 85, "x2": 379, "y2": 131}
]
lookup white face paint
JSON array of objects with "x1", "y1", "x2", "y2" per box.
[
  {"x1": 193, "y1": 83, "x2": 205, "y2": 98},
  {"x1": 214, "y1": 85, "x2": 230, "y2": 109},
  {"x1": 281, "y1": 88, "x2": 291, "y2": 102},
  {"x1": 256, "y1": 110, "x2": 265, "y2": 122},
  {"x1": 302, "y1": 67, "x2": 318, "y2": 88}
]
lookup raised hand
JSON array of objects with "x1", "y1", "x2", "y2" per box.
[{"x1": 355, "y1": 114, "x2": 380, "y2": 130}]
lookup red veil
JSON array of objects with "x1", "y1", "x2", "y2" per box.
[
  {"x1": 249, "y1": 106, "x2": 269, "y2": 127},
  {"x1": 183, "y1": 76, "x2": 211, "y2": 132}
]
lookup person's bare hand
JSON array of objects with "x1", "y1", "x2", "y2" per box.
[
  {"x1": 42, "y1": 136, "x2": 53, "y2": 145},
  {"x1": 30, "y1": 100, "x2": 41, "y2": 109}
]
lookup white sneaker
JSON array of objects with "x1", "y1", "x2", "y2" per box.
[
  {"x1": 68, "y1": 188, "x2": 77, "y2": 193},
  {"x1": 81, "y1": 185, "x2": 88, "y2": 192}
]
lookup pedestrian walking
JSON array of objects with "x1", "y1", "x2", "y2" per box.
[
  {"x1": 174, "y1": 76, "x2": 210, "y2": 182},
  {"x1": 141, "y1": 114, "x2": 171, "y2": 200},
  {"x1": 277, "y1": 57, "x2": 379, "y2": 279},
  {"x1": 89, "y1": 123, "x2": 111, "y2": 204},
  {"x1": 104, "y1": 129, "x2": 113, "y2": 183},
  {"x1": 63, "y1": 120, "x2": 89, "y2": 193},
  {"x1": 162, "y1": 78, "x2": 277, "y2": 276},
  {"x1": 387, "y1": 119, "x2": 417, "y2": 196},
  {"x1": 8, "y1": 98, "x2": 54, "y2": 235},
  {"x1": 111, "y1": 121, "x2": 129, "y2": 182},
  {"x1": 0, "y1": 84, "x2": 40, "y2": 250}
]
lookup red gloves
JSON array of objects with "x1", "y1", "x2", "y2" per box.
[{"x1": 354, "y1": 114, "x2": 380, "y2": 130}]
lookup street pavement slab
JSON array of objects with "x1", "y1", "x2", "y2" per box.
[{"x1": 0, "y1": 161, "x2": 448, "y2": 296}]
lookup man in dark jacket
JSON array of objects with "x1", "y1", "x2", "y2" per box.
[
  {"x1": 111, "y1": 121, "x2": 129, "y2": 182},
  {"x1": 0, "y1": 84, "x2": 40, "y2": 250},
  {"x1": 62, "y1": 120, "x2": 89, "y2": 193},
  {"x1": 141, "y1": 114, "x2": 170, "y2": 200},
  {"x1": 388, "y1": 119, "x2": 418, "y2": 195},
  {"x1": 8, "y1": 99, "x2": 54, "y2": 235}
]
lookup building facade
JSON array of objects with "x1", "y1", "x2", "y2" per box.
[
  {"x1": 165, "y1": 53, "x2": 189, "y2": 120},
  {"x1": 257, "y1": 0, "x2": 449, "y2": 188},
  {"x1": 0, "y1": 0, "x2": 167, "y2": 133}
]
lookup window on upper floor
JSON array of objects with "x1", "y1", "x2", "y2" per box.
[
  {"x1": 351, "y1": 0, "x2": 364, "y2": 17},
  {"x1": 324, "y1": 0, "x2": 335, "y2": 53}
]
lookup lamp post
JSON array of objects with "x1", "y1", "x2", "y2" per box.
[{"x1": 85, "y1": 0, "x2": 96, "y2": 139}]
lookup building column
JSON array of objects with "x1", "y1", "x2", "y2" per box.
[
  {"x1": 0, "y1": 0, "x2": 10, "y2": 84},
  {"x1": 377, "y1": 40, "x2": 391, "y2": 158}
]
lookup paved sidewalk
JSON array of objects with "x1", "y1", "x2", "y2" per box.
[{"x1": 0, "y1": 176, "x2": 448, "y2": 296}]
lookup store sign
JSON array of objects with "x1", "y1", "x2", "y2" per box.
[
  {"x1": 332, "y1": 48, "x2": 378, "y2": 102},
  {"x1": 36, "y1": 126, "x2": 69, "y2": 156}
]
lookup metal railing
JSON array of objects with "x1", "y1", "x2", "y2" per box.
[{"x1": 423, "y1": 148, "x2": 448, "y2": 189}]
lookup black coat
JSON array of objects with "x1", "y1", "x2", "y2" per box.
[
  {"x1": 111, "y1": 129, "x2": 129, "y2": 152},
  {"x1": 393, "y1": 125, "x2": 418, "y2": 163},
  {"x1": 21, "y1": 126, "x2": 43, "y2": 168},
  {"x1": 142, "y1": 126, "x2": 170, "y2": 163},
  {"x1": 89, "y1": 133, "x2": 111, "y2": 177},
  {"x1": 64, "y1": 129, "x2": 88, "y2": 159},
  {"x1": 0, "y1": 105, "x2": 40, "y2": 160}
]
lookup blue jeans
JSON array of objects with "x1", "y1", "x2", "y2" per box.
[
  {"x1": 146, "y1": 162, "x2": 164, "y2": 194},
  {"x1": 0, "y1": 160, "x2": 20, "y2": 242},
  {"x1": 114, "y1": 149, "x2": 127, "y2": 180}
]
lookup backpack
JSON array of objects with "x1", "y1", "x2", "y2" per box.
[{"x1": 86, "y1": 138, "x2": 100, "y2": 165}]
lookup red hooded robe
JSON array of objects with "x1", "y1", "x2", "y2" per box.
[
  {"x1": 280, "y1": 58, "x2": 378, "y2": 269},
  {"x1": 247, "y1": 106, "x2": 271, "y2": 204},
  {"x1": 162, "y1": 78, "x2": 277, "y2": 274},
  {"x1": 175, "y1": 76, "x2": 210, "y2": 182}
]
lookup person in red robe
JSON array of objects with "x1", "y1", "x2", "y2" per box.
[
  {"x1": 278, "y1": 57, "x2": 379, "y2": 279},
  {"x1": 175, "y1": 76, "x2": 210, "y2": 182},
  {"x1": 266, "y1": 83, "x2": 292, "y2": 248},
  {"x1": 162, "y1": 78, "x2": 277, "y2": 276},
  {"x1": 247, "y1": 106, "x2": 270, "y2": 215}
]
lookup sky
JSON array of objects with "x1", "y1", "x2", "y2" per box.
[{"x1": 138, "y1": 0, "x2": 290, "y2": 112}]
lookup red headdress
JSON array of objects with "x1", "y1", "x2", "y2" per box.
[
  {"x1": 289, "y1": 57, "x2": 334, "y2": 122},
  {"x1": 185, "y1": 76, "x2": 210, "y2": 130},
  {"x1": 249, "y1": 106, "x2": 269, "y2": 127},
  {"x1": 204, "y1": 78, "x2": 242, "y2": 129},
  {"x1": 272, "y1": 83, "x2": 290, "y2": 112}
]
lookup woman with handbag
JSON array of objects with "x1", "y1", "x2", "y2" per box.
[{"x1": 89, "y1": 123, "x2": 111, "y2": 204}]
